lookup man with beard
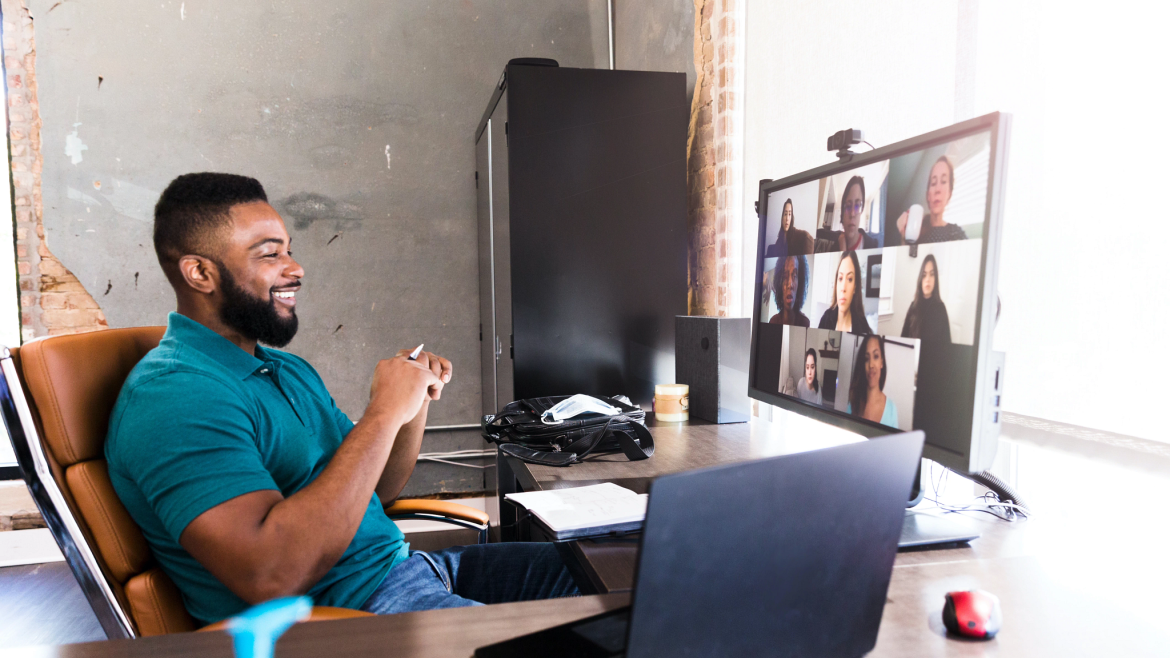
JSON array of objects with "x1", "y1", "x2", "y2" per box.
[{"x1": 105, "y1": 173, "x2": 577, "y2": 625}]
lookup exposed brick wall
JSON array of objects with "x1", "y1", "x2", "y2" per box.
[
  {"x1": 3, "y1": 0, "x2": 106, "y2": 340},
  {"x1": 687, "y1": 0, "x2": 742, "y2": 317}
]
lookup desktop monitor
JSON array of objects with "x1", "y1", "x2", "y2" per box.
[{"x1": 749, "y1": 112, "x2": 1010, "y2": 476}]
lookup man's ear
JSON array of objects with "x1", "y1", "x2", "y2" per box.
[{"x1": 177, "y1": 255, "x2": 219, "y2": 295}]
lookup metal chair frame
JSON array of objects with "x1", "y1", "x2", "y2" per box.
[
  {"x1": 385, "y1": 512, "x2": 490, "y2": 545},
  {"x1": 0, "y1": 348, "x2": 136, "y2": 639}
]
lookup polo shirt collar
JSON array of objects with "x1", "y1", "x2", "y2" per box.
[{"x1": 164, "y1": 312, "x2": 271, "y2": 380}]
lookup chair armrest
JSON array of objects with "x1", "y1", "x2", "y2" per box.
[
  {"x1": 198, "y1": 606, "x2": 373, "y2": 632},
  {"x1": 383, "y1": 499, "x2": 490, "y2": 527}
]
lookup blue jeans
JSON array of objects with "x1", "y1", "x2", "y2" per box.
[{"x1": 359, "y1": 542, "x2": 579, "y2": 614}]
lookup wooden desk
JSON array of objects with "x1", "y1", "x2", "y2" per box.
[
  {"x1": 11, "y1": 594, "x2": 631, "y2": 658},
  {"x1": 14, "y1": 415, "x2": 1169, "y2": 657},
  {"x1": 497, "y1": 414, "x2": 1170, "y2": 656}
]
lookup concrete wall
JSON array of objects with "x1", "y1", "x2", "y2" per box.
[
  {"x1": 615, "y1": 0, "x2": 695, "y2": 102},
  {"x1": 26, "y1": 0, "x2": 610, "y2": 494}
]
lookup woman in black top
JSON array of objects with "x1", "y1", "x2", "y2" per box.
[
  {"x1": 765, "y1": 199, "x2": 816, "y2": 257},
  {"x1": 901, "y1": 254, "x2": 952, "y2": 342},
  {"x1": 817, "y1": 250, "x2": 872, "y2": 334}
]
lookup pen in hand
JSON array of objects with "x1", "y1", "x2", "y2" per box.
[{"x1": 407, "y1": 344, "x2": 424, "y2": 361}]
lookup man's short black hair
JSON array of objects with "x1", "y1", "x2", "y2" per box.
[{"x1": 153, "y1": 172, "x2": 268, "y2": 273}]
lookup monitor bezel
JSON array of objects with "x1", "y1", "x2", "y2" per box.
[{"x1": 748, "y1": 112, "x2": 1009, "y2": 470}]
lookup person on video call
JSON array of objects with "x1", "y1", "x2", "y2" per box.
[
  {"x1": 847, "y1": 335, "x2": 899, "y2": 427},
  {"x1": 894, "y1": 155, "x2": 968, "y2": 244},
  {"x1": 769, "y1": 255, "x2": 811, "y2": 327},
  {"x1": 796, "y1": 348, "x2": 823, "y2": 405},
  {"x1": 766, "y1": 199, "x2": 815, "y2": 257},
  {"x1": 817, "y1": 251, "x2": 872, "y2": 334},
  {"x1": 105, "y1": 173, "x2": 577, "y2": 625},
  {"x1": 901, "y1": 254, "x2": 952, "y2": 342},
  {"x1": 824, "y1": 176, "x2": 878, "y2": 252}
]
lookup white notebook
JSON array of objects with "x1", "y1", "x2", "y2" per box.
[{"x1": 504, "y1": 482, "x2": 647, "y2": 539}]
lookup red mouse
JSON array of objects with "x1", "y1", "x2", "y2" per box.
[{"x1": 943, "y1": 590, "x2": 1002, "y2": 639}]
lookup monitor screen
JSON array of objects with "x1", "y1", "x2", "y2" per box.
[{"x1": 749, "y1": 113, "x2": 1008, "y2": 472}]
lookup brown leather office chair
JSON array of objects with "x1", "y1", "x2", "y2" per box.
[{"x1": 0, "y1": 327, "x2": 490, "y2": 638}]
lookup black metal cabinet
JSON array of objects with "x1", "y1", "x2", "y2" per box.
[{"x1": 476, "y1": 63, "x2": 687, "y2": 413}]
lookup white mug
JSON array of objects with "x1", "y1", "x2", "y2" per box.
[{"x1": 905, "y1": 203, "x2": 924, "y2": 243}]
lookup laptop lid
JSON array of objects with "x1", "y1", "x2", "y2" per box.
[{"x1": 625, "y1": 431, "x2": 924, "y2": 658}]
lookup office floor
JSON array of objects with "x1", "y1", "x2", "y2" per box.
[{"x1": 0, "y1": 528, "x2": 482, "y2": 650}]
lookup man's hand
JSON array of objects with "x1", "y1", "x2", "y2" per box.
[
  {"x1": 369, "y1": 354, "x2": 443, "y2": 426},
  {"x1": 396, "y1": 349, "x2": 453, "y2": 400}
]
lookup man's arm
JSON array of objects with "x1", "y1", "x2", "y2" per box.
[
  {"x1": 376, "y1": 350, "x2": 453, "y2": 504},
  {"x1": 178, "y1": 354, "x2": 441, "y2": 604},
  {"x1": 374, "y1": 403, "x2": 427, "y2": 505}
]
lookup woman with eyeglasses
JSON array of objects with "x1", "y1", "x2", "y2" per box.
[
  {"x1": 847, "y1": 335, "x2": 898, "y2": 427},
  {"x1": 894, "y1": 155, "x2": 968, "y2": 244},
  {"x1": 900, "y1": 254, "x2": 952, "y2": 342},
  {"x1": 817, "y1": 250, "x2": 872, "y2": 334},
  {"x1": 828, "y1": 176, "x2": 878, "y2": 252}
]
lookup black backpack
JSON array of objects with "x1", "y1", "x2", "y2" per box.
[{"x1": 481, "y1": 395, "x2": 655, "y2": 467}]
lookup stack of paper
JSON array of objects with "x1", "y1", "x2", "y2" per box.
[{"x1": 504, "y1": 482, "x2": 647, "y2": 540}]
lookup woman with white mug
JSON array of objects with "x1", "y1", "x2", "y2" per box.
[{"x1": 894, "y1": 156, "x2": 968, "y2": 244}]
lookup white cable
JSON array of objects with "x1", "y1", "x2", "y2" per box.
[
  {"x1": 923, "y1": 460, "x2": 1030, "y2": 522},
  {"x1": 415, "y1": 449, "x2": 497, "y2": 469},
  {"x1": 417, "y1": 449, "x2": 496, "y2": 459},
  {"x1": 417, "y1": 457, "x2": 494, "y2": 469}
]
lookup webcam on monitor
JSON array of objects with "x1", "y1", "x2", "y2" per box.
[{"x1": 827, "y1": 128, "x2": 865, "y2": 160}]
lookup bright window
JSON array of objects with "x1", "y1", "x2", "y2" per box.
[{"x1": 743, "y1": 1, "x2": 1168, "y2": 443}]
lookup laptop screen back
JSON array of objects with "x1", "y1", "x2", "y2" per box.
[{"x1": 625, "y1": 432, "x2": 924, "y2": 658}]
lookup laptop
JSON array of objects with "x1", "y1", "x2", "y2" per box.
[{"x1": 476, "y1": 431, "x2": 924, "y2": 658}]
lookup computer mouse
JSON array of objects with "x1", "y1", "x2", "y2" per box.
[{"x1": 943, "y1": 589, "x2": 1002, "y2": 639}]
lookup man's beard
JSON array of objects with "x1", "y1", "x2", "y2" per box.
[{"x1": 216, "y1": 263, "x2": 299, "y2": 348}]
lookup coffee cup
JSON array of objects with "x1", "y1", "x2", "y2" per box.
[{"x1": 905, "y1": 203, "x2": 924, "y2": 243}]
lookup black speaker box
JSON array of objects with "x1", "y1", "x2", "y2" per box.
[{"x1": 675, "y1": 316, "x2": 750, "y2": 423}]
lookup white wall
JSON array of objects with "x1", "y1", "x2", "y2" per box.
[
  {"x1": 778, "y1": 325, "x2": 794, "y2": 394},
  {"x1": 974, "y1": 1, "x2": 1170, "y2": 442},
  {"x1": 0, "y1": 70, "x2": 20, "y2": 470},
  {"x1": 806, "y1": 328, "x2": 838, "y2": 407},
  {"x1": 809, "y1": 253, "x2": 835, "y2": 327},
  {"x1": 881, "y1": 338, "x2": 918, "y2": 431}
]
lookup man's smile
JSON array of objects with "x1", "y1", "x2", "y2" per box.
[{"x1": 273, "y1": 285, "x2": 299, "y2": 307}]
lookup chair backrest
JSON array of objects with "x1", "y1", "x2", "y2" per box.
[{"x1": 0, "y1": 327, "x2": 199, "y2": 638}]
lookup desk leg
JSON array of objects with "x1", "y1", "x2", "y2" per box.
[{"x1": 497, "y1": 451, "x2": 518, "y2": 542}]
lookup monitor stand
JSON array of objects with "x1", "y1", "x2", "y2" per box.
[
  {"x1": 898, "y1": 509, "x2": 980, "y2": 549},
  {"x1": 897, "y1": 464, "x2": 1028, "y2": 549}
]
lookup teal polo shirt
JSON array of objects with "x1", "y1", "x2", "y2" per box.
[{"x1": 106, "y1": 313, "x2": 408, "y2": 623}]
